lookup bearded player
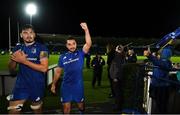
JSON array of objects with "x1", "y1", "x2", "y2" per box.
[
  {"x1": 8, "y1": 24, "x2": 49, "y2": 114},
  {"x1": 51, "y1": 22, "x2": 92, "y2": 114}
]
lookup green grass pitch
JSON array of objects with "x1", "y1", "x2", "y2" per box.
[{"x1": 0, "y1": 54, "x2": 180, "y2": 112}]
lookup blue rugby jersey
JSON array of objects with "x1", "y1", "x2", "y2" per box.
[
  {"x1": 58, "y1": 50, "x2": 85, "y2": 86},
  {"x1": 12, "y1": 42, "x2": 49, "y2": 95}
]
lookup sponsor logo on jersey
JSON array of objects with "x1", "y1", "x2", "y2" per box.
[
  {"x1": 27, "y1": 58, "x2": 37, "y2": 61},
  {"x1": 63, "y1": 58, "x2": 79, "y2": 65}
]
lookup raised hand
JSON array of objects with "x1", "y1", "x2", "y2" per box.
[{"x1": 80, "y1": 22, "x2": 88, "y2": 31}]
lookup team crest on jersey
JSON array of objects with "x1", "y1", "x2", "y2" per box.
[
  {"x1": 31, "y1": 48, "x2": 36, "y2": 54},
  {"x1": 63, "y1": 56, "x2": 67, "y2": 60},
  {"x1": 35, "y1": 97, "x2": 41, "y2": 101}
]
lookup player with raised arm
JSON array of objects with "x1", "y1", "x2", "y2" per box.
[{"x1": 51, "y1": 22, "x2": 92, "y2": 114}]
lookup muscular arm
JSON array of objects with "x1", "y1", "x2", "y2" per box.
[
  {"x1": 8, "y1": 60, "x2": 17, "y2": 72},
  {"x1": 24, "y1": 58, "x2": 48, "y2": 73},
  {"x1": 80, "y1": 22, "x2": 92, "y2": 54},
  {"x1": 51, "y1": 67, "x2": 62, "y2": 93},
  {"x1": 11, "y1": 50, "x2": 48, "y2": 73},
  {"x1": 52, "y1": 67, "x2": 62, "y2": 85}
]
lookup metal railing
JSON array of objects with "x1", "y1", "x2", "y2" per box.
[
  {"x1": 143, "y1": 70, "x2": 179, "y2": 114},
  {"x1": 46, "y1": 64, "x2": 58, "y2": 86}
]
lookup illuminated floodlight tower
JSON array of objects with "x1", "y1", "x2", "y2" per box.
[{"x1": 25, "y1": 3, "x2": 37, "y2": 25}]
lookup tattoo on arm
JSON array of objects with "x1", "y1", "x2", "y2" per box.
[{"x1": 40, "y1": 51, "x2": 48, "y2": 59}]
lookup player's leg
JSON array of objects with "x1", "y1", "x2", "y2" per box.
[
  {"x1": 8, "y1": 100, "x2": 26, "y2": 114},
  {"x1": 92, "y1": 70, "x2": 97, "y2": 88},
  {"x1": 62, "y1": 102, "x2": 71, "y2": 114},
  {"x1": 97, "y1": 70, "x2": 102, "y2": 86},
  {"x1": 29, "y1": 83, "x2": 45, "y2": 114},
  {"x1": 30, "y1": 101, "x2": 43, "y2": 114},
  {"x1": 7, "y1": 87, "x2": 29, "y2": 114},
  {"x1": 73, "y1": 83, "x2": 85, "y2": 113},
  {"x1": 61, "y1": 85, "x2": 73, "y2": 114},
  {"x1": 77, "y1": 102, "x2": 85, "y2": 114}
]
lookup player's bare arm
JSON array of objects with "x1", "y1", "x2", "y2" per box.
[
  {"x1": 81, "y1": 22, "x2": 92, "y2": 54},
  {"x1": 11, "y1": 50, "x2": 48, "y2": 73},
  {"x1": 8, "y1": 59, "x2": 17, "y2": 72},
  {"x1": 51, "y1": 67, "x2": 62, "y2": 94}
]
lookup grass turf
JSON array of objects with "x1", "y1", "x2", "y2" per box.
[
  {"x1": 0, "y1": 54, "x2": 112, "y2": 113},
  {"x1": 0, "y1": 54, "x2": 180, "y2": 113}
]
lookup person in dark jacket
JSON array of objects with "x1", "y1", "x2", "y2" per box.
[
  {"x1": 91, "y1": 53, "x2": 105, "y2": 88},
  {"x1": 125, "y1": 48, "x2": 137, "y2": 63},
  {"x1": 110, "y1": 44, "x2": 126, "y2": 111},
  {"x1": 144, "y1": 45, "x2": 173, "y2": 114},
  {"x1": 106, "y1": 44, "x2": 115, "y2": 97},
  {"x1": 85, "y1": 52, "x2": 91, "y2": 68}
]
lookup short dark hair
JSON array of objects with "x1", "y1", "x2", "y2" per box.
[
  {"x1": 66, "y1": 37, "x2": 77, "y2": 44},
  {"x1": 67, "y1": 36, "x2": 76, "y2": 41},
  {"x1": 21, "y1": 24, "x2": 35, "y2": 32}
]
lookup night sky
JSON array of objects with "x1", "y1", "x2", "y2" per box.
[{"x1": 1, "y1": 0, "x2": 180, "y2": 49}]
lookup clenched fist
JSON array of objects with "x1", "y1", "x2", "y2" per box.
[{"x1": 80, "y1": 22, "x2": 89, "y2": 31}]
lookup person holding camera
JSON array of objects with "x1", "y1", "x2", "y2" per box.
[{"x1": 110, "y1": 44, "x2": 126, "y2": 111}]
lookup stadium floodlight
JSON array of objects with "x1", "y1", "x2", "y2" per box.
[{"x1": 25, "y1": 3, "x2": 37, "y2": 24}]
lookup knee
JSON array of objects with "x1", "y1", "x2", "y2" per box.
[
  {"x1": 30, "y1": 101, "x2": 43, "y2": 110},
  {"x1": 63, "y1": 106, "x2": 71, "y2": 114},
  {"x1": 7, "y1": 104, "x2": 23, "y2": 113}
]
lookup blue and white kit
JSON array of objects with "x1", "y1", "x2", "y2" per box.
[
  {"x1": 10, "y1": 42, "x2": 49, "y2": 102},
  {"x1": 58, "y1": 50, "x2": 85, "y2": 103}
]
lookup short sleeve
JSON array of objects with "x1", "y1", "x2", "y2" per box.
[
  {"x1": 80, "y1": 49, "x2": 85, "y2": 58},
  {"x1": 58, "y1": 55, "x2": 64, "y2": 68},
  {"x1": 12, "y1": 44, "x2": 22, "y2": 53},
  {"x1": 39, "y1": 44, "x2": 49, "y2": 58}
]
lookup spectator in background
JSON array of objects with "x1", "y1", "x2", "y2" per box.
[
  {"x1": 144, "y1": 45, "x2": 173, "y2": 114},
  {"x1": 91, "y1": 53, "x2": 105, "y2": 88},
  {"x1": 85, "y1": 52, "x2": 91, "y2": 68},
  {"x1": 175, "y1": 63, "x2": 180, "y2": 92},
  {"x1": 106, "y1": 43, "x2": 115, "y2": 98},
  {"x1": 125, "y1": 48, "x2": 137, "y2": 63},
  {"x1": 110, "y1": 44, "x2": 126, "y2": 111}
]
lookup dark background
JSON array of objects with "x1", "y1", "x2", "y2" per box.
[{"x1": 1, "y1": 0, "x2": 180, "y2": 49}]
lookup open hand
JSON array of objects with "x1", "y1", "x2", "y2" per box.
[
  {"x1": 11, "y1": 50, "x2": 28, "y2": 64},
  {"x1": 51, "y1": 83, "x2": 56, "y2": 94}
]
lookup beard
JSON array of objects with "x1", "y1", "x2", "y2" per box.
[
  {"x1": 24, "y1": 37, "x2": 34, "y2": 43},
  {"x1": 69, "y1": 48, "x2": 76, "y2": 52},
  {"x1": 24, "y1": 39, "x2": 35, "y2": 46},
  {"x1": 25, "y1": 40, "x2": 34, "y2": 43}
]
